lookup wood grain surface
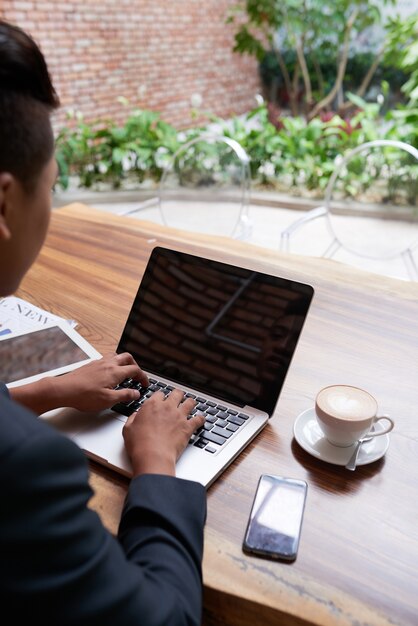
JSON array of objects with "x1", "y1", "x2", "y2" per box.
[{"x1": 17, "y1": 203, "x2": 418, "y2": 626}]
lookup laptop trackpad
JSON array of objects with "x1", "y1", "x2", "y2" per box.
[
  {"x1": 72, "y1": 413, "x2": 132, "y2": 476},
  {"x1": 40, "y1": 406, "x2": 100, "y2": 438}
]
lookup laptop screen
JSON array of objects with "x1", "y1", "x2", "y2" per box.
[{"x1": 117, "y1": 247, "x2": 314, "y2": 415}]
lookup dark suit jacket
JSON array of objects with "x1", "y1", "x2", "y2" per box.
[{"x1": 0, "y1": 383, "x2": 206, "y2": 625}]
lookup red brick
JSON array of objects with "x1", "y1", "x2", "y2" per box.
[{"x1": 1, "y1": 0, "x2": 260, "y2": 130}]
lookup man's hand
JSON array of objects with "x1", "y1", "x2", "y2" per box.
[
  {"x1": 122, "y1": 389, "x2": 206, "y2": 477},
  {"x1": 10, "y1": 352, "x2": 148, "y2": 414}
]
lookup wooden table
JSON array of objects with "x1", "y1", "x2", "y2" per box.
[{"x1": 18, "y1": 203, "x2": 418, "y2": 626}]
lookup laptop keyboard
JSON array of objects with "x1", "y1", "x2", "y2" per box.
[{"x1": 111, "y1": 377, "x2": 250, "y2": 454}]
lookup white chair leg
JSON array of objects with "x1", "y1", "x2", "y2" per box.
[
  {"x1": 323, "y1": 239, "x2": 341, "y2": 259},
  {"x1": 402, "y1": 250, "x2": 418, "y2": 281},
  {"x1": 280, "y1": 231, "x2": 290, "y2": 252},
  {"x1": 117, "y1": 196, "x2": 159, "y2": 216}
]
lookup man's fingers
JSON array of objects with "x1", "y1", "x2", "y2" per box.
[
  {"x1": 117, "y1": 363, "x2": 149, "y2": 387},
  {"x1": 124, "y1": 409, "x2": 138, "y2": 428},
  {"x1": 149, "y1": 389, "x2": 165, "y2": 402},
  {"x1": 113, "y1": 352, "x2": 149, "y2": 386},
  {"x1": 166, "y1": 388, "x2": 185, "y2": 405},
  {"x1": 187, "y1": 412, "x2": 205, "y2": 434},
  {"x1": 113, "y1": 388, "x2": 141, "y2": 405},
  {"x1": 114, "y1": 352, "x2": 135, "y2": 365},
  {"x1": 134, "y1": 369, "x2": 149, "y2": 387},
  {"x1": 180, "y1": 396, "x2": 196, "y2": 414}
]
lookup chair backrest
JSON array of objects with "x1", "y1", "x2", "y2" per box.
[
  {"x1": 323, "y1": 139, "x2": 418, "y2": 260},
  {"x1": 157, "y1": 133, "x2": 252, "y2": 240}
]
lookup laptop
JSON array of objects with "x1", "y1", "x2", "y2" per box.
[{"x1": 43, "y1": 246, "x2": 314, "y2": 488}]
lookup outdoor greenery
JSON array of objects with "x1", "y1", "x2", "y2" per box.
[
  {"x1": 259, "y1": 49, "x2": 406, "y2": 112},
  {"x1": 385, "y1": 12, "x2": 418, "y2": 105},
  {"x1": 55, "y1": 104, "x2": 179, "y2": 190},
  {"x1": 55, "y1": 93, "x2": 416, "y2": 203},
  {"x1": 227, "y1": 0, "x2": 399, "y2": 119},
  {"x1": 383, "y1": 12, "x2": 418, "y2": 148},
  {"x1": 54, "y1": 5, "x2": 417, "y2": 206}
]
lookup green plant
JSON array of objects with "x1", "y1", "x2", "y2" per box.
[
  {"x1": 386, "y1": 107, "x2": 418, "y2": 147},
  {"x1": 211, "y1": 97, "x2": 386, "y2": 196},
  {"x1": 384, "y1": 12, "x2": 418, "y2": 105},
  {"x1": 55, "y1": 107, "x2": 180, "y2": 190},
  {"x1": 260, "y1": 49, "x2": 407, "y2": 110},
  {"x1": 228, "y1": 0, "x2": 396, "y2": 119},
  {"x1": 383, "y1": 13, "x2": 418, "y2": 150},
  {"x1": 55, "y1": 97, "x2": 415, "y2": 204}
]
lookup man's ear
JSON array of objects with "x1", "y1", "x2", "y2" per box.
[{"x1": 0, "y1": 172, "x2": 14, "y2": 241}]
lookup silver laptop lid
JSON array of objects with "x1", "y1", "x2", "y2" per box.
[{"x1": 117, "y1": 247, "x2": 314, "y2": 415}]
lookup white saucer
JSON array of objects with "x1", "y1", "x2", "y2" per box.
[{"x1": 293, "y1": 408, "x2": 390, "y2": 467}]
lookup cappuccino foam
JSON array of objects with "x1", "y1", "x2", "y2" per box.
[{"x1": 316, "y1": 385, "x2": 377, "y2": 421}]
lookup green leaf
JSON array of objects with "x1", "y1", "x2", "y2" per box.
[{"x1": 111, "y1": 148, "x2": 126, "y2": 164}]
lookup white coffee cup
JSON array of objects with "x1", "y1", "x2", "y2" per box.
[{"x1": 315, "y1": 384, "x2": 394, "y2": 447}]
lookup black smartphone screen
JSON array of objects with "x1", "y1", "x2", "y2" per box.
[{"x1": 243, "y1": 474, "x2": 307, "y2": 561}]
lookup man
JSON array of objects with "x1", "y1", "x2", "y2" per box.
[{"x1": 0, "y1": 20, "x2": 206, "y2": 624}]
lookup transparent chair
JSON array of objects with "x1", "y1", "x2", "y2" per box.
[
  {"x1": 280, "y1": 139, "x2": 418, "y2": 280},
  {"x1": 120, "y1": 133, "x2": 252, "y2": 240}
]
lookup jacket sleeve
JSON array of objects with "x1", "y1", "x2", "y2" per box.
[
  {"x1": 0, "y1": 410, "x2": 207, "y2": 626},
  {"x1": 118, "y1": 474, "x2": 207, "y2": 625}
]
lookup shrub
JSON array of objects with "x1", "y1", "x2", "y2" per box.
[
  {"x1": 55, "y1": 108, "x2": 180, "y2": 190},
  {"x1": 55, "y1": 97, "x2": 416, "y2": 204}
]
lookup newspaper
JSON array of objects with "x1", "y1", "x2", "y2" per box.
[{"x1": 0, "y1": 296, "x2": 77, "y2": 337}]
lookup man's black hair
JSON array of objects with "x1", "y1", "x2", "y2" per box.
[{"x1": 0, "y1": 20, "x2": 60, "y2": 190}]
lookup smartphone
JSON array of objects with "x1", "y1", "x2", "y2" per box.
[{"x1": 243, "y1": 474, "x2": 308, "y2": 562}]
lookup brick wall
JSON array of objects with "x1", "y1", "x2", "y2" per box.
[{"x1": 1, "y1": 0, "x2": 260, "y2": 131}]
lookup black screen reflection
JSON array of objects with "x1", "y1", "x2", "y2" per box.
[{"x1": 117, "y1": 247, "x2": 313, "y2": 414}]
